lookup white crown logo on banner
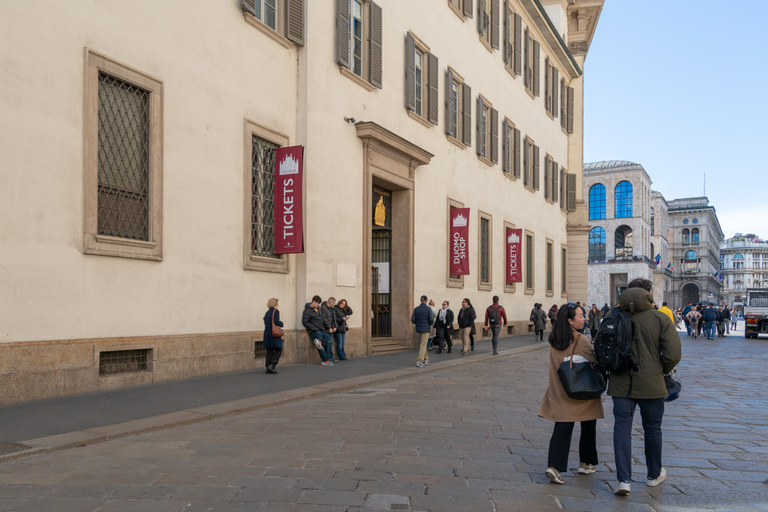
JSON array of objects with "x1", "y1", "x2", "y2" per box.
[
  {"x1": 507, "y1": 232, "x2": 520, "y2": 244},
  {"x1": 452, "y1": 213, "x2": 468, "y2": 227},
  {"x1": 279, "y1": 154, "x2": 300, "y2": 176}
]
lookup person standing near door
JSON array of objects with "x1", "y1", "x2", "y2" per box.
[{"x1": 434, "y1": 301, "x2": 454, "y2": 354}]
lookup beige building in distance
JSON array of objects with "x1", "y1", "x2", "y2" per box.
[
  {"x1": 720, "y1": 237, "x2": 768, "y2": 309},
  {"x1": 0, "y1": 0, "x2": 604, "y2": 403}
]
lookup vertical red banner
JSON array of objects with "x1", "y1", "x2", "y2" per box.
[
  {"x1": 274, "y1": 146, "x2": 304, "y2": 254},
  {"x1": 506, "y1": 228, "x2": 522, "y2": 283},
  {"x1": 449, "y1": 208, "x2": 470, "y2": 275}
]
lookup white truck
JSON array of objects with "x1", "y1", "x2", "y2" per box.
[{"x1": 744, "y1": 288, "x2": 768, "y2": 339}]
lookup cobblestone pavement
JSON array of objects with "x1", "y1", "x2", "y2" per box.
[{"x1": 0, "y1": 328, "x2": 766, "y2": 511}]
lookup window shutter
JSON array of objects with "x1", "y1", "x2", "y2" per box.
[
  {"x1": 567, "y1": 86, "x2": 574, "y2": 133},
  {"x1": 544, "y1": 58, "x2": 550, "y2": 112},
  {"x1": 552, "y1": 68, "x2": 559, "y2": 118},
  {"x1": 490, "y1": 108, "x2": 498, "y2": 164},
  {"x1": 337, "y1": 0, "x2": 350, "y2": 68},
  {"x1": 513, "y1": 127, "x2": 521, "y2": 178},
  {"x1": 462, "y1": 83, "x2": 472, "y2": 146},
  {"x1": 544, "y1": 159, "x2": 551, "y2": 200},
  {"x1": 552, "y1": 162, "x2": 559, "y2": 202},
  {"x1": 406, "y1": 33, "x2": 415, "y2": 111},
  {"x1": 566, "y1": 173, "x2": 576, "y2": 211},
  {"x1": 514, "y1": 13, "x2": 522, "y2": 75},
  {"x1": 446, "y1": 68, "x2": 454, "y2": 136},
  {"x1": 533, "y1": 40, "x2": 540, "y2": 97},
  {"x1": 503, "y1": 4, "x2": 511, "y2": 66},
  {"x1": 502, "y1": 122, "x2": 509, "y2": 172},
  {"x1": 523, "y1": 139, "x2": 529, "y2": 185},
  {"x1": 428, "y1": 53, "x2": 439, "y2": 125},
  {"x1": 491, "y1": 0, "x2": 500, "y2": 50},
  {"x1": 560, "y1": 169, "x2": 565, "y2": 208},
  {"x1": 523, "y1": 30, "x2": 529, "y2": 88},
  {"x1": 464, "y1": 0, "x2": 474, "y2": 18},
  {"x1": 560, "y1": 79, "x2": 566, "y2": 129},
  {"x1": 285, "y1": 0, "x2": 305, "y2": 45},
  {"x1": 476, "y1": 96, "x2": 484, "y2": 157},
  {"x1": 369, "y1": 2, "x2": 383, "y2": 89},
  {"x1": 241, "y1": 0, "x2": 258, "y2": 17},
  {"x1": 478, "y1": 0, "x2": 485, "y2": 35},
  {"x1": 533, "y1": 144, "x2": 540, "y2": 190}
]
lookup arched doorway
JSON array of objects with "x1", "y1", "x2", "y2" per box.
[{"x1": 682, "y1": 283, "x2": 700, "y2": 305}]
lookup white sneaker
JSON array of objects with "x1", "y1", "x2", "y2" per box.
[
  {"x1": 577, "y1": 463, "x2": 596, "y2": 474},
  {"x1": 313, "y1": 339, "x2": 323, "y2": 350},
  {"x1": 614, "y1": 481, "x2": 631, "y2": 495},
  {"x1": 647, "y1": 467, "x2": 667, "y2": 487},
  {"x1": 545, "y1": 467, "x2": 564, "y2": 484}
]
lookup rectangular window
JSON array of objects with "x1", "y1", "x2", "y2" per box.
[
  {"x1": 446, "y1": 68, "x2": 470, "y2": 147},
  {"x1": 504, "y1": 6, "x2": 521, "y2": 75},
  {"x1": 414, "y1": 50, "x2": 424, "y2": 116},
  {"x1": 83, "y1": 50, "x2": 163, "y2": 261},
  {"x1": 479, "y1": 214, "x2": 491, "y2": 288},
  {"x1": 502, "y1": 118, "x2": 515, "y2": 176},
  {"x1": 561, "y1": 246, "x2": 567, "y2": 295},
  {"x1": 242, "y1": 0, "x2": 305, "y2": 47},
  {"x1": 546, "y1": 240, "x2": 554, "y2": 295},
  {"x1": 544, "y1": 155, "x2": 552, "y2": 200},
  {"x1": 350, "y1": 0, "x2": 364, "y2": 76},
  {"x1": 476, "y1": 95, "x2": 496, "y2": 164},
  {"x1": 524, "y1": 30, "x2": 539, "y2": 97},
  {"x1": 338, "y1": 0, "x2": 382, "y2": 89},
  {"x1": 545, "y1": 59, "x2": 559, "y2": 118},
  {"x1": 525, "y1": 232, "x2": 534, "y2": 293},
  {"x1": 407, "y1": 33, "x2": 438, "y2": 125},
  {"x1": 552, "y1": 161, "x2": 559, "y2": 203},
  {"x1": 560, "y1": 168, "x2": 566, "y2": 209},
  {"x1": 523, "y1": 137, "x2": 532, "y2": 187},
  {"x1": 99, "y1": 349, "x2": 150, "y2": 375}
]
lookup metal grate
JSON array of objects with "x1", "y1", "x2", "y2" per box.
[
  {"x1": 254, "y1": 340, "x2": 266, "y2": 359},
  {"x1": 99, "y1": 349, "x2": 150, "y2": 375},
  {"x1": 251, "y1": 135, "x2": 279, "y2": 258},
  {"x1": 97, "y1": 72, "x2": 150, "y2": 241},
  {"x1": 480, "y1": 217, "x2": 489, "y2": 283}
]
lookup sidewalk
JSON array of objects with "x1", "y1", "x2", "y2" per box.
[{"x1": 0, "y1": 333, "x2": 544, "y2": 462}]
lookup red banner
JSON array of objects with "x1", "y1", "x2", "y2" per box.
[
  {"x1": 506, "y1": 228, "x2": 522, "y2": 283},
  {"x1": 449, "y1": 208, "x2": 470, "y2": 275},
  {"x1": 274, "y1": 146, "x2": 304, "y2": 254}
]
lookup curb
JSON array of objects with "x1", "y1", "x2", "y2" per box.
[{"x1": 1, "y1": 342, "x2": 548, "y2": 464}]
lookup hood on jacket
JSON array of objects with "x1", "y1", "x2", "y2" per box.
[
  {"x1": 305, "y1": 302, "x2": 316, "y2": 310},
  {"x1": 619, "y1": 287, "x2": 654, "y2": 315}
]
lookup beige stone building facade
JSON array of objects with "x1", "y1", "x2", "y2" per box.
[
  {"x1": 0, "y1": 0, "x2": 603, "y2": 403},
  {"x1": 720, "y1": 237, "x2": 768, "y2": 309}
]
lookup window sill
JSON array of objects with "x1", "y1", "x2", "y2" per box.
[
  {"x1": 447, "y1": 276, "x2": 464, "y2": 289},
  {"x1": 525, "y1": 288, "x2": 535, "y2": 295},
  {"x1": 85, "y1": 235, "x2": 162, "y2": 261},
  {"x1": 243, "y1": 12, "x2": 292, "y2": 49},
  {"x1": 477, "y1": 154, "x2": 494, "y2": 167},
  {"x1": 478, "y1": 282, "x2": 492, "y2": 291},
  {"x1": 339, "y1": 66, "x2": 376, "y2": 91},
  {"x1": 479, "y1": 35, "x2": 493, "y2": 53},
  {"x1": 526, "y1": 87, "x2": 535, "y2": 100},
  {"x1": 525, "y1": 184, "x2": 536, "y2": 193},
  {"x1": 245, "y1": 253, "x2": 289, "y2": 274},
  {"x1": 504, "y1": 283, "x2": 516, "y2": 294},
  {"x1": 546, "y1": 290, "x2": 554, "y2": 297},
  {"x1": 447, "y1": 135, "x2": 467, "y2": 149},
  {"x1": 561, "y1": 291, "x2": 568, "y2": 298},
  {"x1": 503, "y1": 170, "x2": 518, "y2": 181},
  {"x1": 408, "y1": 110, "x2": 433, "y2": 128},
  {"x1": 448, "y1": 2, "x2": 465, "y2": 21},
  {"x1": 505, "y1": 65, "x2": 518, "y2": 79},
  {"x1": 546, "y1": 110, "x2": 555, "y2": 121}
]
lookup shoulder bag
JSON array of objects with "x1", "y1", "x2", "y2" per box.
[
  {"x1": 557, "y1": 336, "x2": 606, "y2": 400},
  {"x1": 271, "y1": 309, "x2": 284, "y2": 338}
]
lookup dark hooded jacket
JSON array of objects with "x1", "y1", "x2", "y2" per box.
[
  {"x1": 607, "y1": 287, "x2": 682, "y2": 399},
  {"x1": 302, "y1": 303, "x2": 324, "y2": 333}
]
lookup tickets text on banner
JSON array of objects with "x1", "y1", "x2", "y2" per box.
[
  {"x1": 274, "y1": 146, "x2": 304, "y2": 254},
  {"x1": 506, "y1": 228, "x2": 522, "y2": 283}
]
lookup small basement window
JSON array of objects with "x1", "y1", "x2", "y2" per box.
[
  {"x1": 99, "y1": 349, "x2": 150, "y2": 375},
  {"x1": 254, "y1": 341, "x2": 266, "y2": 359}
]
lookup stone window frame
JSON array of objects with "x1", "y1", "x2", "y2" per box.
[
  {"x1": 561, "y1": 244, "x2": 568, "y2": 297},
  {"x1": 83, "y1": 48, "x2": 164, "y2": 262},
  {"x1": 241, "y1": 0, "x2": 304, "y2": 49},
  {"x1": 447, "y1": 198, "x2": 465, "y2": 289},
  {"x1": 525, "y1": 230, "x2": 535, "y2": 294},
  {"x1": 503, "y1": 220, "x2": 517, "y2": 294},
  {"x1": 243, "y1": 119, "x2": 290, "y2": 273},
  {"x1": 445, "y1": 67, "x2": 470, "y2": 149},
  {"x1": 478, "y1": 211, "x2": 492, "y2": 291},
  {"x1": 476, "y1": 94, "x2": 496, "y2": 167},
  {"x1": 338, "y1": 0, "x2": 382, "y2": 91},
  {"x1": 545, "y1": 238, "x2": 554, "y2": 297},
  {"x1": 406, "y1": 31, "x2": 438, "y2": 127}
]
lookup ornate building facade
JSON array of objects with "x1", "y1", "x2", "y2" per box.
[{"x1": 720, "y1": 237, "x2": 768, "y2": 309}]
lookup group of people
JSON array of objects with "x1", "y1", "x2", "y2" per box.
[
  {"x1": 411, "y1": 295, "x2": 509, "y2": 367},
  {"x1": 680, "y1": 302, "x2": 734, "y2": 340},
  {"x1": 539, "y1": 278, "x2": 682, "y2": 496}
]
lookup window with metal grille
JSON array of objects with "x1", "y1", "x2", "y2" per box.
[
  {"x1": 589, "y1": 184, "x2": 606, "y2": 220},
  {"x1": 99, "y1": 349, "x2": 150, "y2": 375},
  {"x1": 97, "y1": 73, "x2": 150, "y2": 241},
  {"x1": 251, "y1": 135, "x2": 279, "y2": 258},
  {"x1": 589, "y1": 227, "x2": 606, "y2": 261},
  {"x1": 526, "y1": 234, "x2": 533, "y2": 290},
  {"x1": 561, "y1": 247, "x2": 567, "y2": 293},
  {"x1": 254, "y1": 340, "x2": 266, "y2": 359},
  {"x1": 546, "y1": 242, "x2": 553, "y2": 293},
  {"x1": 615, "y1": 181, "x2": 633, "y2": 218},
  {"x1": 480, "y1": 217, "x2": 490, "y2": 284}
]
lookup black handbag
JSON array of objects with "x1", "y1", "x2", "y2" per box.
[{"x1": 557, "y1": 336, "x2": 606, "y2": 400}]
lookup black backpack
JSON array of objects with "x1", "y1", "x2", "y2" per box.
[
  {"x1": 593, "y1": 307, "x2": 638, "y2": 387},
  {"x1": 488, "y1": 306, "x2": 500, "y2": 325}
]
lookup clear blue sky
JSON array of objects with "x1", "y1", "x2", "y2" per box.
[{"x1": 583, "y1": 1, "x2": 768, "y2": 240}]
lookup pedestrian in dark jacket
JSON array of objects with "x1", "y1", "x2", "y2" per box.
[
  {"x1": 610, "y1": 279, "x2": 681, "y2": 496},
  {"x1": 548, "y1": 304, "x2": 559, "y2": 332},
  {"x1": 701, "y1": 305, "x2": 718, "y2": 340},
  {"x1": 263, "y1": 298, "x2": 284, "y2": 374},
  {"x1": 484, "y1": 296, "x2": 508, "y2": 355},
  {"x1": 302, "y1": 296, "x2": 334, "y2": 365},
  {"x1": 434, "y1": 301, "x2": 454, "y2": 354},
  {"x1": 333, "y1": 299, "x2": 353, "y2": 361},
  {"x1": 411, "y1": 295, "x2": 435, "y2": 367},
  {"x1": 320, "y1": 298, "x2": 338, "y2": 361},
  {"x1": 457, "y1": 298, "x2": 476, "y2": 355},
  {"x1": 722, "y1": 306, "x2": 731, "y2": 334},
  {"x1": 587, "y1": 304, "x2": 602, "y2": 339},
  {"x1": 532, "y1": 303, "x2": 548, "y2": 341}
]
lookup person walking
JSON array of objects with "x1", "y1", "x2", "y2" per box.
[
  {"x1": 686, "y1": 307, "x2": 700, "y2": 339},
  {"x1": 411, "y1": 295, "x2": 435, "y2": 367},
  {"x1": 263, "y1": 298, "x2": 284, "y2": 374},
  {"x1": 532, "y1": 303, "x2": 548, "y2": 341},
  {"x1": 696, "y1": 305, "x2": 705, "y2": 337},
  {"x1": 457, "y1": 298, "x2": 476, "y2": 355},
  {"x1": 601, "y1": 303, "x2": 611, "y2": 318},
  {"x1": 434, "y1": 301, "x2": 454, "y2": 354},
  {"x1": 320, "y1": 297, "x2": 339, "y2": 362},
  {"x1": 610, "y1": 278, "x2": 682, "y2": 496},
  {"x1": 538, "y1": 303, "x2": 604, "y2": 485},
  {"x1": 587, "y1": 304, "x2": 602, "y2": 339},
  {"x1": 658, "y1": 302, "x2": 674, "y2": 324},
  {"x1": 722, "y1": 306, "x2": 731, "y2": 334},
  {"x1": 483, "y1": 296, "x2": 508, "y2": 355},
  {"x1": 701, "y1": 304, "x2": 718, "y2": 340},
  {"x1": 681, "y1": 302, "x2": 693, "y2": 336},
  {"x1": 333, "y1": 299, "x2": 353, "y2": 361},
  {"x1": 302, "y1": 295, "x2": 335, "y2": 366},
  {"x1": 548, "y1": 304, "x2": 559, "y2": 332},
  {"x1": 716, "y1": 307, "x2": 726, "y2": 338},
  {"x1": 731, "y1": 309, "x2": 739, "y2": 331},
  {"x1": 427, "y1": 299, "x2": 438, "y2": 349}
]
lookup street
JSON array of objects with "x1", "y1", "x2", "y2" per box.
[{"x1": 0, "y1": 326, "x2": 766, "y2": 512}]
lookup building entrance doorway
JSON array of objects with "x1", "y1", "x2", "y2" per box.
[
  {"x1": 371, "y1": 186, "x2": 392, "y2": 338},
  {"x1": 683, "y1": 283, "x2": 700, "y2": 305}
]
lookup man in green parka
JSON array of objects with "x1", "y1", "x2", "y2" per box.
[{"x1": 611, "y1": 278, "x2": 681, "y2": 496}]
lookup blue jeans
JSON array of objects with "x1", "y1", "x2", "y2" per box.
[
  {"x1": 490, "y1": 325, "x2": 501, "y2": 352},
  {"x1": 612, "y1": 397, "x2": 664, "y2": 483},
  {"x1": 333, "y1": 331, "x2": 348, "y2": 360},
  {"x1": 704, "y1": 320, "x2": 716, "y2": 338},
  {"x1": 685, "y1": 320, "x2": 691, "y2": 336},
  {"x1": 308, "y1": 331, "x2": 333, "y2": 361}
]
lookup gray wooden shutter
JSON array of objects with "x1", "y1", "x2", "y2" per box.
[
  {"x1": 491, "y1": 0, "x2": 500, "y2": 50},
  {"x1": 513, "y1": 127, "x2": 520, "y2": 178},
  {"x1": 406, "y1": 33, "x2": 415, "y2": 111},
  {"x1": 464, "y1": 0, "x2": 473, "y2": 18},
  {"x1": 566, "y1": 173, "x2": 576, "y2": 211},
  {"x1": 369, "y1": 2, "x2": 383, "y2": 88},
  {"x1": 523, "y1": 139, "x2": 529, "y2": 185},
  {"x1": 337, "y1": 0, "x2": 350, "y2": 68},
  {"x1": 241, "y1": 0, "x2": 257, "y2": 17},
  {"x1": 514, "y1": 13, "x2": 522, "y2": 75},
  {"x1": 476, "y1": 96, "x2": 484, "y2": 157},
  {"x1": 533, "y1": 40, "x2": 540, "y2": 97},
  {"x1": 478, "y1": 0, "x2": 485, "y2": 35},
  {"x1": 428, "y1": 53, "x2": 439, "y2": 125},
  {"x1": 552, "y1": 162, "x2": 558, "y2": 202},
  {"x1": 560, "y1": 79, "x2": 566, "y2": 129},
  {"x1": 533, "y1": 144, "x2": 540, "y2": 190},
  {"x1": 544, "y1": 58, "x2": 550, "y2": 112},
  {"x1": 490, "y1": 108, "x2": 498, "y2": 164},
  {"x1": 285, "y1": 0, "x2": 305, "y2": 46},
  {"x1": 502, "y1": 122, "x2": 509, "y2": 172},
  {"x1": 544, "y1": 158, "x2": 550, "y2": 199},
  {"x1": 567, "y1": 86, "x2": 574, "y2": 133},
  {"x1": 523, "y1": 30, "x2": 529, "y2": 89},
  {"x1": 446, "y1": 68, "x2": 454, "y2": 136},
  {"x1": 560, "y1": 170, "x2": 565, "y2": 207},
  {"x1": 503, "y1": 4, "x2": 510, "y2": 66},
  {"x1": 552, "y1": 68, "x2": 559, "y2": 118},
  {"x1": 462, "y1": 83, "x2": 472, "y2": 146}
]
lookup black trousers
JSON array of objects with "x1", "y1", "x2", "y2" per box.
[
  {"x1": 435, "y1": 326, "x2": 452, "y2": 351},
  {"x1": 547, "y1": 420, "x2": 598, "y2": 472},
  {"x1": 265, "y1": 348, "x2": 282, "y2": 369}
]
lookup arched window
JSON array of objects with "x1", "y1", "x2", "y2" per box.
[
  {"x1": 682, "y1": 228, "x2": 690, "y2": 244},
  {"x1": 691, "y1": 228, "x2": 699, "y2": 243},
  {"x1": 615, "y1": 225, "x2": 633, "y2": 259},
  {"x1": 589, "y1": 184, "x2": 606, "y2": 220},
  {"x1": 684, "y1": 250, "x2": 698, "y2": 273},
  {"x1": 589, "y1": 227, "x2": 606, "y2": 261},
  {"x1": 615, "y1": 181, "x2": 633, "y2": 218}
]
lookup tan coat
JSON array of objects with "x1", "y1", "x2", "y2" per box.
[{"x1": 538, "y1": 331, "x2": 604, "y2": 423}]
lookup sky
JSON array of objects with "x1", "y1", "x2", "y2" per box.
[{"x1": 582, "y1": 0, "x2": 768, "y2": 240}]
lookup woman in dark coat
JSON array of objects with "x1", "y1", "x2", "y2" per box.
[
  {"x1": 263, "y1": 298, "x2": 284, "y2": 374},
  {"x1": 332, "y1": 299, "x2": 353, "y2": 361},
  {"x1": 548, "y1": 304, "x2": 559, "y2": 332},
  {"x1": 587, "y1": 304, "x2": 602, "y2": 339}
]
